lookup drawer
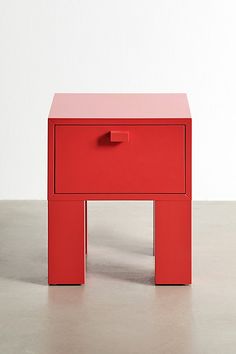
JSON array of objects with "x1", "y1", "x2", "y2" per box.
[{"x1": 55, "y1": 125, "x2": 185, "y2": 194}]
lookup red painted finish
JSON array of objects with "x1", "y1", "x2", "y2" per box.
[
  {"x1": 48, "y1": 93, "x2": 192, "y2": 285},
  {"x1": 55, "y1": 125, "x2": 185, "y2": 194},
  {"x1": 49, "y1": 93, "x2": 191, "y2": 119},
  {"x1": 85, "y1": 201, "x2": 87, "y2": 255},
  {"x1": 48, "y1": 118, "x2": 191, "y2": 201},
  {"x1": 154, "y1": 200, "x2": 191, "y2": 284},
  {"x1": 110, "y1": 130, "x2": 129, "y2": 142},
  {"x1": 48, "y1": 200, "x2": 85, "y2": 284}
]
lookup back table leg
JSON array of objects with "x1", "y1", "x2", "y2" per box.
[
  {"x1": 48, "y1": 200, "x2": 86, "y2": 285},
  {"x1": 85, "y1": 201, "x2": 87, "y2": 255},
  {"x1": 154, "y1": 200, "x2": 191, "y2": 285}
]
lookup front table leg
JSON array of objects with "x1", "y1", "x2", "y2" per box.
[
  {"x1": 154, "y1": 200, "x2": 191, "y2": 285},
  {"x1": 48, "y1": 200, "x2": 86, "y2": 285}
]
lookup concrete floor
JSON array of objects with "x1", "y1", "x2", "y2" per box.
[{"x1": 0, "y1": 201, "x2": 236, "y2": 354}]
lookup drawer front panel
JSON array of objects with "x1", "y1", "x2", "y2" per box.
[{"x1": 55, "y1": 125, "x2": 185, "y2": 194}]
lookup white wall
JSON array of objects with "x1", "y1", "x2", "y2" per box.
[{"x1": 0, "y1": 0, "x2": 236, "y2": 200}]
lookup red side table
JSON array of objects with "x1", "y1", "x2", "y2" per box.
[{"x1": 48, "y1": 93, "x2": 192, "y2": 285}]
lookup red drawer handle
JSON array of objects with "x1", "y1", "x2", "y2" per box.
[{"x1": 110, "y1": 131, "x2": 129, "y2": 142}]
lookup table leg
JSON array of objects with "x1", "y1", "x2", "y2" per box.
[
  {"x1": 154, "y1": 200, "x2": 191, "y2": 285},
  {"x1": 48, "y1": 200, "x2": 86, "y2": 284},
  {"x1": 85, "y1": 201, "x2": 87, "y2": 255}
]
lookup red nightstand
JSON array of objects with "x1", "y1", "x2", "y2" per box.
[{"x1": 48, "y1": 93, "x2": 192, "y2": 285}]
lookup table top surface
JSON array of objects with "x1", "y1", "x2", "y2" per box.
[{"x1": 49, "y1": 93, "x2": 191, "y2": 119}]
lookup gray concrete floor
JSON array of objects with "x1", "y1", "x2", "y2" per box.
[{"x1": 0, "y1": 201, "x2": 236, "y2": 354}]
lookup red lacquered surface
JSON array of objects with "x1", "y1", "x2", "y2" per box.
[
  {"x1": 48, "y1": 200, "x2": 85, "y2": 284},
  {"x1": 55, "y1": 125, "x2": 185, "y2": 194},
  {"x1": 110, "y1": 130, "x2": 129, "y2": 142},
  {"x1": 48, "y1": 93, "x2": 192, "y2": 285},
  {"x1": 154, "y1": 200, "x2": 192, "y2": 284},
  {"x1": 49, "y1": 93, "x2": 191, "y2": 119}
]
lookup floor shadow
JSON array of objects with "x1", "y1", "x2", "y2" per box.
[
  {"x1": 87, "y1": 258, "x2": 154, "y2": 286},
  {"x1": 88, "y1": 226, "x2": 154, "y2": 256}
]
